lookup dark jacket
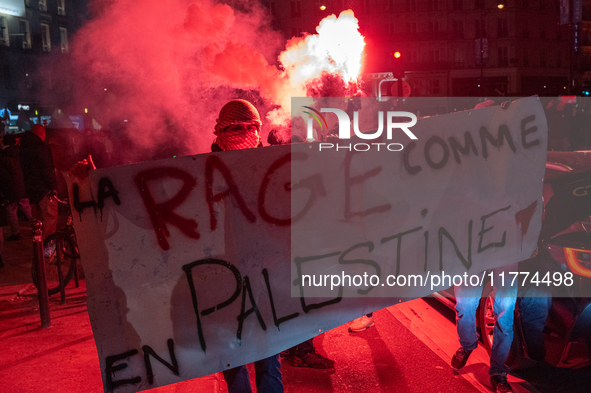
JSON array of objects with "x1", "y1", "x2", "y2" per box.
[
  {"x1": 0, "y1": 151, "x2": 11, "y2": 200},
  {"x1": 19, "y1": 131, "x2": 58, "y2": 204},
  {"x1": 211, "y1": 141, "x2": 263, "y2": 152},
  {"x1": 0, "y1": 145, "x2": 27, "y2": 203}
]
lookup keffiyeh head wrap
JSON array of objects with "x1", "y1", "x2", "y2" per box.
[{"x1": 214, "y1": 99, "x2": 262, "y2": 151}]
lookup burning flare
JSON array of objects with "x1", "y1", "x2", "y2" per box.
[
  {"x1": 280, "y1": 10, "x2": 365, "y2": 88},
  {"x1": 268, "y1": 10, "x2": 366, "y2": 129}
]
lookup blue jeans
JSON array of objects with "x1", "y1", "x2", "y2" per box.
[
  {"x1": 222, "y1": 354, "x2": 283, "y2": 393},
  {"x1": 455, "y1": 265, "x2": 517, "y2": 375},
  {"x1": 517, "y1": 287, "x2": 551, "y2": 362}
]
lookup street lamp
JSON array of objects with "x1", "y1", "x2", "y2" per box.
[{"x1": 391, "y1": 51, "x2": 404, "y2": 97}]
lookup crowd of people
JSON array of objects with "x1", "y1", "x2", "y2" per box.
[
  {"x1": 545, "y1": 98, "x2": 591, "y2": 151},
  {"x1": 0, "y1": 124, "x2": 59, "y2": 267}
]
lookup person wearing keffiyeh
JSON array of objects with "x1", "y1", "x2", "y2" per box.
[
  {"x1": 211, "y1": 99, "x2": 263, "y2": 152},
  {"x1": 70, "y1": 100, "x2": 283, "y2": 392},
  {"x1": 213, "y1": 99, "x2": 284, "y2": 393}
]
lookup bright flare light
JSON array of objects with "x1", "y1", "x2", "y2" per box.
[{"x1": 279, "y1": 10, "x2": 366, "y2": 86}]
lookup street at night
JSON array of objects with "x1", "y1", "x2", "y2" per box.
[
  {"x1": 2, "y1": 1, "x2": 591, "y2": 393},
  {"x1": 2, "y1": 232, "x2": 591, "y2": 393}
]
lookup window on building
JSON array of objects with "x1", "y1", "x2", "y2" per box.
[
  {"x1": 362, "y1": 0, "x2": 373, "y2": 13},
  {"x1": 386, "y1": 0, "x2": 394, "y2": 12},
  {"x1": 540, "y1": 0, "x2": 545, "y2": 11},
  {"x1": 453, "y1": 20, "x2": 464, "y2": 38},
  {"x1": 57, "y1": 0, "x2": 66, "y2": 16},
  {"x1": 429, "y1": 21, "x2": 439, "y2": 33},
  {"x1": 540, "y1": 51, "x2": 546, "y2": 67},
  {"x1": 454, "y1": 50, "x2": 465, "y2": 67},
  {"x1": 406, "y1": 22, "x2": 417, "y2": 33},
  {"x1": 540, "y1": 28, "x2": 546, "y2": 39},
  {"x1": 19, "y1": 20, "x2": 31, "y2": 49},
  {"x1": 406, "y1": 0, "x2": 417, "y2": 12},
  {"x1": 557, "y1": 51, "x2": 561, "y2": 68},
  {"x1": 475, "y1": 19, "x2": 486, "y2": 38},
  {"x1": 429, "y1": 79, "x2": 441, "y2": 95},
  {"x1": 263, "y1": 2, "x2": 275, "y2": 16},
  {"x1": 60, "y1": 27, "x2": 68, "y2": 53},
  {"x1": 497, "y1": 18, "x2": 508, "y2": 37},
  {"x1": 41, "y1": 23, "x2": 51, "y2": 52},
  {"x1": 498, "y1": 47, "x2": 508, "y2": 66},
  {"x1": 39, "y1": 0, "x2": 47, "y2": 12},
  {"x1": 290, "y1": 1, "x2": 302, "y2": 17},
  {"x1": 386, "y1": 23, "x2": 395, "y2": 35},
  {"x1": 523, "y1": 48, "x2": 529, "y2": 66},
  {"x1": 475, "y1": 0, "x2": 484, "y2": 10},
  {"x1": 0, "y1": 17, "x2": 9, "y2": 46},
  {"x1": 429, "y1": 49, "x2": 441, "y2": 62},
  {"x1": 453, "y1": 0, "x2": 463, "y2": 11},
  {"x1": 409, "y1": 50, "x2": 418, "y2": 62}
]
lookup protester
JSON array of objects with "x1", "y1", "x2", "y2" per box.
[
  {"x1": 82, "y1": 127, "x2": 109, "y2": 168},
  {"x1": 1, "y1": 134, "x2": 33, "y2": 240},
  {"x1": 0, "y1": 213, "x2": 5, "y2": 267},
  {"x1": 19, "y1": 124, "x2": 58, "y2": 245},
  {"x1": 16, "y1": 109, "x2": 31, "y2": 132},
  {"x1": 267, "y1": 128, "x2": 335, "y2": 370},
  {"x1": 71, "y1": 99, "x2": 285, "y2": 392},
  {"x1": 0, "y1": 139, "x2": 11, "y2": 268},
  {"x1": 545, "y1": 100, "x2": 569, "y2": 151},
  {"x1": 451, "y1": 101, "x2": 517, "y2": 393},
  {"x1": 451, "y1": 265, "x2": 518, "y2": 393},
  {"x1": 212, "y1": 99, "x2": 283, "y2": 392}
]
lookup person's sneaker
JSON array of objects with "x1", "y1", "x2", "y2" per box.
[
  {"x1": 451, "y1": 347, "x2": 473, "y2": 369},
  {"x1": 490, "y1": 373, "x2": 513, "y2": 393},
  {"x1": 348, "y1": 315, "x2": 374, "y2": 332},
  {"x1": 280, "y1": 349, "x2": 292, "y2": 359},
  {"x1": 6, "y1": 234, "x2": 22, "y2": 241},
  {"x1": 292, "y1": 351, "x2": 335, "y2": 369}
]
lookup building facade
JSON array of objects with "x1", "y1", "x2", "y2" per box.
[
  {"x1": 266, "y1": 0, "x2": 588, "y2": 97},
  {"x1": 0, "y1": 0, "x2": 85, "y2": 121}
]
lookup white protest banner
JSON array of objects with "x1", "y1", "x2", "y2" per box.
[{"x1": 71, "y1": 96, "x2": 547, "y2": 392}]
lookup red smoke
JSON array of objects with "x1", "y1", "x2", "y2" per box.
[
  {"x1": 69, "y1": 0, "x2": 286, "y2": 157},
  {"x1": 63, "y1": 0, "x2": 363, "y2": 158}
]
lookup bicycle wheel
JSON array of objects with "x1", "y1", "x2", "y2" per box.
[
  {"x1": 61, "y1": 227, "x2": 80, "y2": 259},
  {"x1": 32, "y1": 233, "x2": 78, "y2": 296}
]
